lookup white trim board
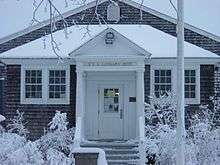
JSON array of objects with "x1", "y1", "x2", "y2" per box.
[{"x1": 20, "y1": 64, "x2": 70, "y2": 105}]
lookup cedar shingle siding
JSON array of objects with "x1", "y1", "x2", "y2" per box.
[
  {"x1": 1, "y1": 65, "x2": 218, "y2": 139},
  {"x1": 2, "y1": 65, "x2": 76, "y2": 140},
  {"x1": 1, "y1": 0, "x2": 220, "y2": 139},
  {"x1": 0, "y1": 1, "x2": 220, "y2": 55},
  {"x1": 144, "y1": 65, "x2": 151, "y2": 103}
]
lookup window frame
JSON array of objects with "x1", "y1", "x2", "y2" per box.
[
  {"x1": 184, "y1": 66, "x2": 200, "y2": 105},
  {"x1": 153, "y1": 69, "x2": 172, "y2": 97},
  {"x1": 21, "y1": 65, "x2": 70, "y2": 104},
  {"x1": 151, "y1": 65, "x2": 200, "y2": 105},
  {"x1": 151, "y1": 65, "x2": 175, "y2": 99},
  {"x1": 47, "y1": 67, "x2": 70, "y2": 104}
]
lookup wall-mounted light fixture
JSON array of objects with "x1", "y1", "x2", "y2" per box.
[{"x1": 105, "y1": 32, "x2": 115, "y2": 44}]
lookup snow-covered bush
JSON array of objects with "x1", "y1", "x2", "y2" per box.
[
  {"x1": 46, "y1": 148, "x2": 73, "y2": 165},
  {"x1": 0, "y1": 114, "x2": 5, "y2": 122},
  {"x1": 0, "y1": 111, "x2": 75, "y2": 165},
  {"x1": 0, "y1": 114, "x2": 6, "y2": 133},
  {"x1": 49, "y1": 111, "x2": 68, "y2": 132},
  {"x1": 37, "y1": 111, "x2": 75, "y2": 156},
  {"x1": 188, "y1": 112, "x2": 220, "y2": 165},
  {"x1": 145, "y1": 92, "x2": 220, "y2": 165},
  {"x1": 7, "y1": 110, "x2": 29, "y2": 138},
  {"x1": 145, "y1": 92, "x2": 177, "y2": 127},
  {"x1": 0, "y1": 133, "x2": 26, "y2": 162},
  {"x1": 3, "y1": 142, "x2": 44, "y2": 165}
]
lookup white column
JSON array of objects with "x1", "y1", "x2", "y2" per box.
[
  {"x1": 136, "y1": 69, "x2": 146, "y2": 164},
  {"x1": 136, "y1": 69, "x2": 145, "y2": 117},
  {"x1": 76, "y1": 69, "x2": 84, "y2": 117},
  {"x1": 176, "y1": 0, "x2": 185, "y2": 164}
]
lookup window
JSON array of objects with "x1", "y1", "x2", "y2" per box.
[
  {"x1": 21, "y1": 66, "x2": 70, "y2": 104},
  {"x1": 25, "y1": 70, "x2": 42, "y2": 98},
  {"x1": 104, "y1": 88, "x2": 119, "y2": 112},
  {"x1": 154, "y1": 70, "x2": 172, "y2": 97},
  {"x1": 185, "y1": 70, "x2": 196, "y2": 98},
  {"x1": 49, "y1": 70, "x2": 66, "y2": 99}
]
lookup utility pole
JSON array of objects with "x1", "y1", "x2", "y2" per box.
[{"x1": 176, "y1": 0, "x2": 185, "y2": 164}]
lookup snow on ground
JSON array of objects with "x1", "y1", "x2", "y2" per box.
[{"x1": 1, "y1": 25, "x2": 219, "y2": 59}]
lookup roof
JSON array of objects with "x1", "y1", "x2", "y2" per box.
[
  {"x1": 0, "y1": 25, "x2": 219, "y2": 59},
  {"x1": 0, "y1": 0, "x2": 219, "y2": 38},
  {"x1": 0, "y1": 0, "x2": 219, "y2": 55}
]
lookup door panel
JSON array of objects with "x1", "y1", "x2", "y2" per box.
[{"x1": 98, "y1": 85, "x2": 124, "y2": 139}]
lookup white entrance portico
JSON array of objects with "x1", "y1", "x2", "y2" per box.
[{"x1": 70, "y1": 28, "x2": 150, "y2": 141}]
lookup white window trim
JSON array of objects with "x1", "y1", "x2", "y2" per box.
[
  {"x1": 184, "y1": 65, "x2": 200, "y2": 105},
  {"x1": 47, "y1": 66, "x2": 70, "y2": 104},
  {"x1": 21, "y1": 65, "x2": 70, "y2": 105},
  {"x1": 150, "y1": 64, "x2": 200, "y2": 105},
  {"x1": 150, "y1": 65, "x2": 175, "y2": 98}
]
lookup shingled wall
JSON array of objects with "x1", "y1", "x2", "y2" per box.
[
  {"x1": 2, "y1": 65, "x2": 76, "y2": 140},
  {"x1": 0, "y1": 1, "x2": 220, "y2": 55}
]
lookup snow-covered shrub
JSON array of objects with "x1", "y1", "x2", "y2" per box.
[
  {"x1": 3, "y1": 142, "x2": 44, "y2": 165},
  {"x1": 49, "y1": 111, "x2": 68, "y2": 132},
  {"x1": 188, "y1": 113, "x2": 220, "y2": 165},
  {"x1": 0, "y1": 114, "x2": 5, "y2": 122},
  {"x1": 46, "y1": 148, "x2": 73, "y2": 165},
  {"x1": 7, "y1": 110, "x2": 29, "y2": 138},
  {"x1": 0, "y1": 133, "x2": 26, "y2": 162},
  {"x1": 37, "y1": 111, "x2": 75, "y2": 156},
  {"x1": 145, "y1": 92, "x2": 177, "y2": 127},
  {"x1": 0, "y1": 114, "x2": 6, "y2": 133}
]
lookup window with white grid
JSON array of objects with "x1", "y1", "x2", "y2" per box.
[
  {"x1": 25, "y1": 70, "x2": 42, "y2": 98},
  {"x1": 185, "y1": 70, "x2": 196, "y2": 98},
  {"x1": 49, "y1": 70, "x2": 66, "y2": 99},
  {"x1": 154, "y1": 70, "x2": 172, "y2": 98}
]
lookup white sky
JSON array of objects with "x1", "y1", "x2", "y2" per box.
[{"x1": 0, "y1": 0, "x2": 219, "y2": 38}]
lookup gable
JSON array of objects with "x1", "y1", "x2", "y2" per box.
[
  {"x1": 0, "y1": 0, "x2": 220, "y2": 56},
  {"x1": 70, "y1": 28, "x2": 150, "y2": 57}
]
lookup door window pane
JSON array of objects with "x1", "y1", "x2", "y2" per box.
[{"x1": 104, "y1": 88, "x2": 119, "y2": 113}]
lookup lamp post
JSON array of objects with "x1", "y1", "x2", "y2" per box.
[{"x1": 176, "y1": 0, "x2": 185, "y2": 164}]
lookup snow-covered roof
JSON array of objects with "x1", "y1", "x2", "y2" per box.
[
  {"x1": 0, "y1": 0, "x2": 220, "y2": 44},
  {"x1": 0, "y1": 25, "x2": 219, "y2": 59}
]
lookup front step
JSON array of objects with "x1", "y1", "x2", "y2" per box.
[{"x1": 80, "y1": 141, "x2": 140, "y2": 165}]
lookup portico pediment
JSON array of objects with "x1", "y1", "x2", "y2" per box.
[{"x1": 69, "y1": 28, "x2": 151, "y2": 60}]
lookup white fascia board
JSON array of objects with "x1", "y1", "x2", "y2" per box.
[
  {"x1": 2, "y1": 56, "x2": 220, "y2": 66},
  {"x1": 1, "y1": 58, "x2": 76, "y2": 65},
  {"x1": 146, "y1": 57, "x2": 220, "y2": 65}
]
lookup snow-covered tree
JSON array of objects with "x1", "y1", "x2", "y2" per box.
[
  {"x1": 3, "y1": 142, "x2": 44, "y2": 165},
  {"x1": 0, "y1": 114, "x2": 6, "y2": 133},
  {"x1": 7, "y1": 110, "x2": 29, "y2": 138},
  {"x1": 46, "y1": 148, "x2": 73, "y2": 165},
  {"x1": 145, "y1": 92, "x2": 220, "y2": 165},
  {"x1": 49, "y1": 111, "x2": 68, "y2": 132},
  {"x1": 37, "y1": 111, "x2": 74, "y2": 156}
]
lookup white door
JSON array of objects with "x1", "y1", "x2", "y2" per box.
[{"x1": 98, "y1": 85, "x2": 124, "y2": 140}]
